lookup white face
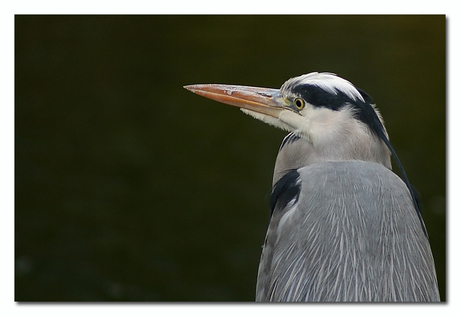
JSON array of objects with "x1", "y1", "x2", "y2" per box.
[{"x1": 278, "y1": 103, "x2": 364, "y2": 143}]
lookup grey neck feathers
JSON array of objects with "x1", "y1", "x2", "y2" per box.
[{"x1": 272, "y1": 133, "x2": 391, "y2": 185}]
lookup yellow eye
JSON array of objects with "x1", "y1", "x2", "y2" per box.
[{"x1": 294, "y1": 98, "x2": 305, "y2": 110}]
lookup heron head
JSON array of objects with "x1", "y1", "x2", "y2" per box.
[{"x1": 184, "y1": 72, "x2": 391, "y2": 168}]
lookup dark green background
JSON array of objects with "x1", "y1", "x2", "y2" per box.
[{"x1": 15, "y1": 15, "x2": 446, "y2": 301}]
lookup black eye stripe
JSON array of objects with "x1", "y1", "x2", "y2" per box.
[
  {"x1": 290, "y1": 84, "x2": 383, "y2": 139},
  {"x1": 292, "y1": 84, "x2": 347, "y2": 110}
]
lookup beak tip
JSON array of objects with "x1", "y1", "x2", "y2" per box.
[{"x1": 183, "y1": 85, "x2": 198, "y2": 93}]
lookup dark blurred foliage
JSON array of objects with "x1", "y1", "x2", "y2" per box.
[{"x1": 15, "y1": 15, "x2": 445, "y2": 301}]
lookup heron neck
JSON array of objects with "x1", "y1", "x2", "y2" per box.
[{"x1": 272, "y1": 133, "x2": 391, "y2": 185}]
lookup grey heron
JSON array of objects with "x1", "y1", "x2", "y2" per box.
[{"x1": 184, "y1": 72, "x2": 440, "y2": 302}]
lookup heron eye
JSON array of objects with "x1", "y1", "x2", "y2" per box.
[{"x1": 294, "y1": 98, "x2": 305, "y2": 110}]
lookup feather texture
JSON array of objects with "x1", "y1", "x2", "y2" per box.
[{"x1": 257, "y1": 161, "x2": 439, "y2": 302}]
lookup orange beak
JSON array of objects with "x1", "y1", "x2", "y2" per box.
[{"x1": 183, "y1": 84, "x2": 286, "y2": 118}]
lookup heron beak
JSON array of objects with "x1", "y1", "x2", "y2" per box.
[{"x1": 183, "y1": 84, "x2": 286, "y2": 118}]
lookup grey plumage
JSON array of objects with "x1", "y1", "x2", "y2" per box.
[
  {"x1": 184, "y1": 72, "x2": 440, "y2": 302},
  {"x1": 257, "y1": 160, "x2": 439, "y2": 302}
]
